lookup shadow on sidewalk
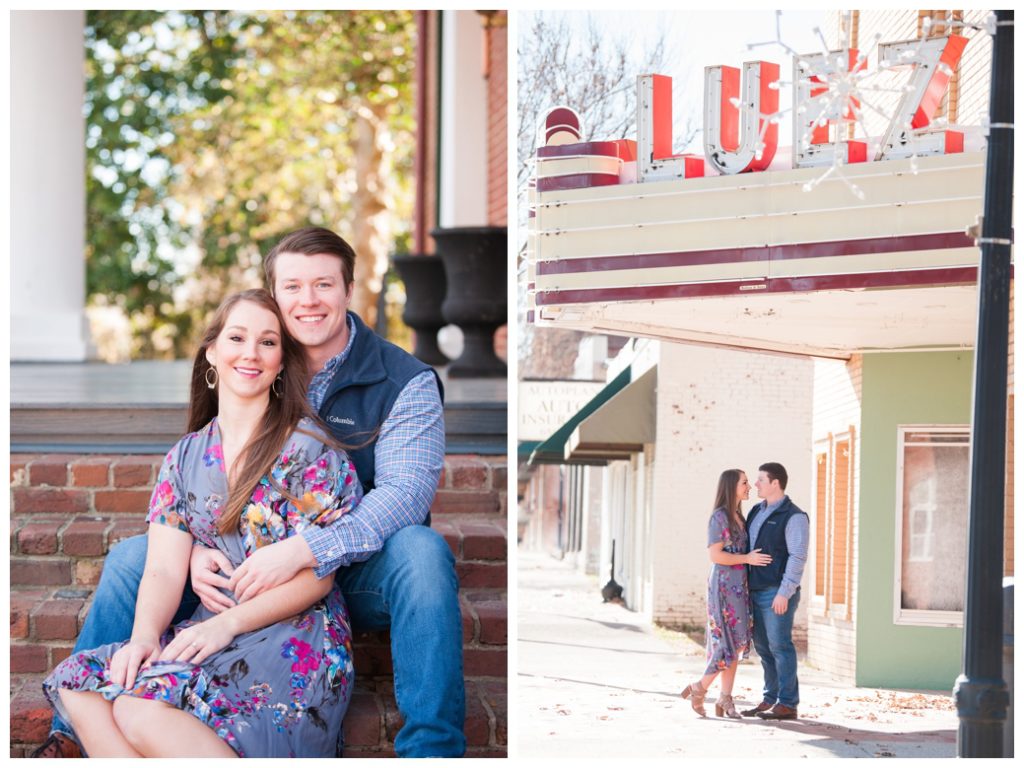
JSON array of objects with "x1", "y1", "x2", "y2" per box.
[
  {"x1": 521, "y1": 637, "x2": 682, "y2": 656},
  {"x1": 519, "y1": 671, "x2": 682, "y2": 698}
]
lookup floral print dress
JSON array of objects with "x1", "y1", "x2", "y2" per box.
[
  {"x1": 704, "y1": 507, "x2": 754, "y2": 674},
  {"x1": 43, "y1": 417, "x2": 361, "y2": 758}
]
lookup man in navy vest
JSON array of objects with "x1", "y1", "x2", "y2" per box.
[
  {"x1": 740, "y1": 462, "x2": 809, "y2": 721},
  {"x1": 36, "y1": 228, "x2": 465, "y2": 758}
]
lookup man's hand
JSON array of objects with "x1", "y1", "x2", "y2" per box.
[
  {"x1": 157, "y1": 617, "x2": 236, "y2": 666},
  {"x1": 228, "y1": 535, "x2": 317, "y2": 603},
  {"x1": 190, "y1": 545, "x2": 236, "y2": 614},
  {"x1": 772, "y1": 594, "x2": 789, "y2": 615}
]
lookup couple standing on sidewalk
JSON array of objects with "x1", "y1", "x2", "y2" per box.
[{"x1": 682, "y1": 462, "x2": 807, "y2": 722}]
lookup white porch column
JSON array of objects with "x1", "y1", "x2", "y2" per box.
[
  {"x1": 438, "y1": 10, "x2": 487, "y2": 227},
  {"x1": 11, "y1": 11, "x2": 91, "y2": 361}
]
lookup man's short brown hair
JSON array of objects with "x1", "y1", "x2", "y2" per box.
[
  {"x1": 758, "y1": 462, "x2": 788, "y2": 491},
  {"x1": 263, "y1": 227, "x2": 356, "y2": 292}
]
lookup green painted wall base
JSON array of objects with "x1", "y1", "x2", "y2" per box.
[{"x1": 856, "y1": 351, "x2": 973, "y2": 690}]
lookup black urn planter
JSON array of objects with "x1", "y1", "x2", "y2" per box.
[
  {"x1": 393, "y1": 253, "x2": 449, "y2": 366},
  {"x1": 431, "y1": 226, "x2": 507, "y2": 378}
]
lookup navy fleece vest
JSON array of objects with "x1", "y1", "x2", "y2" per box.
[
  {"x1": 745, "y1": 497, "x2": 808, "y2": 592},
  {"x1": 317, "y1": 312, "x2": 443, "y2": 492}
]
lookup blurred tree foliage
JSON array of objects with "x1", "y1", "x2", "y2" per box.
[{"x1": 85, "y1": 10, "x2": 415, "y2": 358}]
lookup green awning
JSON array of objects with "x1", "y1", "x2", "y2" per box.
[
  {"x1": 566, "y1": 367, "x2": 656, "y2": 462},
  {"x1": 527, "y1": 367, "x2": 633, "y2": 466}
]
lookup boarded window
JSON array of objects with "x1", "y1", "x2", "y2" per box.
[
  {"x1": 896, "y1": 427, "x2": 969, "y2": 624},
  {"x1": 812, "y1": 430, "x2": 855, "y2": 619},
  {"x1": 814, "y1": 451, "x2": 828, "y2": 597},
  {"x1": 830, "y1": 438, "x2": 851, "y2": 606}
]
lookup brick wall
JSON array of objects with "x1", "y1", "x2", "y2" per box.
[
  {"x1": 10, "y1": 453, "x2": 507, "y2": 757},
  {"x1": 649, "y1": 342, "x2": 815, "y2": 632}
]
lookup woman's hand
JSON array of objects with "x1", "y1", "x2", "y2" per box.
[
  {"x1": 157, "y1": 617, "x2": 237, "y2": 666},
  {"x1": 746, "y1": 548, "x2": 772, "y2": 567},
  {"x1": 109, "y1": 637, "x2": 160, "y2": 689}
]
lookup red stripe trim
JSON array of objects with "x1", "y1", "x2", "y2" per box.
[
  {"x1": 534, "y1": 266, "x2": 980, "y2": 305},
  {"x1": 537, "y1": 140, "x2": 637, "y2": 160},
  {"x1": 536, "y1": 173, "x2": 619, "y2": 192},
  {"x1": 536, "y1": 231, "x2": 975, "y2": 275}
]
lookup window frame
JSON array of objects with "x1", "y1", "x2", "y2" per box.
[{"x1": 892, "y1": 424, "x2": 970, "y2": 628}]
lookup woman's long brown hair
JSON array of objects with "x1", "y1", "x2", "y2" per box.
[
  {"x1": 187, "y1": 289, "x2": 316, "y2": 535},
  {"x1": 713, "y1": 468, "x2": 747, "y2": 537}
]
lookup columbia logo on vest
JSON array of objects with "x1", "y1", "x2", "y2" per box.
[{"x1": 327, "y1": 416, "x2": 356, "y2": 426}]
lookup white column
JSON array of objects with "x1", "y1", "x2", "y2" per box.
[
  {"x1": 11, "y1": 11, "x2": 91, "y2": 361},
  {"x1": 438, "y1": 10, "x2": 487, "y2": 227}
]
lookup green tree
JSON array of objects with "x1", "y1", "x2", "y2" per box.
[{"x1": 85, "y1": 10, "x2": 416, "y2": 359}]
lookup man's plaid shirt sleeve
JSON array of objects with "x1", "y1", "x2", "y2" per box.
[{"x1": 301, "y1": 370, "x2": 444, "y2": 577}]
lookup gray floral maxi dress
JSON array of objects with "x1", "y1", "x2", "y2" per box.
[
  {"x1": 704, "y1": 507, "x2": 754, "y2": 674},
  {"x1": 43, "y1": 418, "x2": 361, "y2": 757}
]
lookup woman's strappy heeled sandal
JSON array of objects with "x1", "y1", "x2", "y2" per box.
[
  {"x1": 715, "y1": 693, "x2": 741, "y2": 719},
  {"x1": 680, "y1": 680, "x2": 708, "y2": 717}
]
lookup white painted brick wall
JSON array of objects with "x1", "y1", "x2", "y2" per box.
[{"x1": 649, "y1": 343, "x2": 815, "y2": 630}]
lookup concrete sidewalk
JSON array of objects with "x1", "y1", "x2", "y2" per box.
[{"x1": 517, "y1": 549, "x2": 957, "y2": 758}]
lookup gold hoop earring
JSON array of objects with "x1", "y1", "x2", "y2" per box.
[
  {"x1": 272, "y1": 374, "x2": 283, "y2": 398},
  {"x1": 205, "y1": 367, "x2": 218, "y2": 389}
]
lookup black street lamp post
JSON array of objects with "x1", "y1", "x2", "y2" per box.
[{"x1": 954, "y1": 9, "x2": 1013, "y2": 758}]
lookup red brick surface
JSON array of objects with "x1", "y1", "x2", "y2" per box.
[
  {"x1": 464, "y1": 683, "x2": 492, "y2": 746},
  {"x1": 8, "y1": 449, "x2": 508, "y2": 756},
  {"x1": 112, "y1": 456, "x2": 158, "y2": 487},
  {"x1": 11, "y1": 644, "x2": 49, "y2": 674},
  {"x1": 28, "y1": 455, "x2": 76, "y2": 487},
  {"x1": 462, "y1": 521, "x2": 507, "y2": 560},
  {"x1": 9, "y1": 685, "x2": 51, "y2": 743},
  {"x1": 12, "y1": 488, "x2": 88, "y2": 515},
  {"x1": 456, "y1": 561, "x2": 506, "y2": 589},
  {"x1": 32, "y1": 599, "x2": 84, "y2": 641},
  {"x1": 471, "y1": 600, "x2": 508, "y2": 645},
  {"x1": 61, "y1": 517, "x2": 109, "y2": 556},
  {"x1": 108, "y1": 518, "x2": 148, "y2": 544},
  {"x1": 463, "y1": 647, "x2": 508, "y2": 678},
  {"x1": 343, "y1": 692, "x2": 383, "y2": 746},
  {"x1": 17, "y1": 522, "x2": 62, "y2": 555},
  {"x1": 446, "y1": 456, "x2": 489, "y2": 489},
  {"x1": 11, "y1": 591, "x2": 46, "y2": 640},
  {"x1": 71, "y1": 457, "x2": 111, "y2": 487},
  {"x1": 10, "y1": 558, "x2": 72, "y2": 587},
  {"x1": 94, "y1": 489, "x2": 151, "y2": 514},
  {"x1": 431, "y1": 490, "x2": 501, "y2": 516}
]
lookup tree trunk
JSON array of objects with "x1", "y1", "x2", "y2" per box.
[{"x1": 348, "y1": 101, "x2": 392, "y2": 329}]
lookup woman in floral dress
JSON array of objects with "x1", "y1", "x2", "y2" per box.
[
  {"x1": 681, "y1": 469, "x2": 771, "y2": 718},
  {"x1": 43, "y1": 289, "x2": 360, "y2": 757}
]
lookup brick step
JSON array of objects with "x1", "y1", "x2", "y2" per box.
[
  {"x1": 10, "y1": 515, "x2": 506, "y2": 589},
  {"x1": 9, "y1": 674, "x2": 507, "y2": 757},
  {"x1": 12, "y1": 453, "x2": 508, "y2": 520}
]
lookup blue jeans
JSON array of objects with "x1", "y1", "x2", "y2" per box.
[
  {"x1": 54, "y1": 526, "x2": 466, "y2": 757},
  {"x1": 750, "y1": 587, "x2": 800, "y2": 708}
]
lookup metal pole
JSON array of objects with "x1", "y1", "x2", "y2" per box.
[{"x1": 954, "y1": 9, "x2": 1013, "y2": 758}]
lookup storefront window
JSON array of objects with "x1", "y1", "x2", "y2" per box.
[{"x1": 895, "y1": 427, "x2": 969, "y2": 626}]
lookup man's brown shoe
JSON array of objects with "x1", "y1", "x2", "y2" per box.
[
  {"x1": 758, "y1": 703, "x2": 798, "y2": 720},
  {"x1": 740, "y1": 700, "x2": 773, "y2": 717},
  {"x1": 30, "y1": 733, "x2": 82, "y2": 758}
]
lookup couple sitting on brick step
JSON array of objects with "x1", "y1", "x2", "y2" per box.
[{"x1": 34, "y1": 227, "x2": 465, "y2": 758}]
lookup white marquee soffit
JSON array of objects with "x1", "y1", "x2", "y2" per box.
[
  {"x1": 566, "y1": 367, "x2": 657, "y2": 462},
  {"x1": 528, "y1": 152, "x2": 1009, "y2": 358}
]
